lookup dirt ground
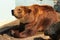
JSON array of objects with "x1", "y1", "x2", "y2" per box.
[{"x1": 0, "y1": 32, "x2": 50, "y2": 40}]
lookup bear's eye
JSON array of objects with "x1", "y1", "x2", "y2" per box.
[
  {"x1": 18, "y1": 9, "x2": 22, "y2": 13},
  {"x1": 27, "y1": 9, "x2": 32, "y2": 13},
  {"x1": 18, "y1": 9, "x2": 21, "y2": 11}
]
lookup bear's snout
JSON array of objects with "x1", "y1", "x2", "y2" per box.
[{"x1": 11, "y1": 10, "x2": 14, "y2": 16}]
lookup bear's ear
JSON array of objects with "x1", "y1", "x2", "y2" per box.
[{"x1": 27, "y1": 9, "x2": 32, "y2": 13}]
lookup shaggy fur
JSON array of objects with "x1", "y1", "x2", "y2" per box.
[{"x1": 12, "y1": 4, "x2": 58, "y2": 38}]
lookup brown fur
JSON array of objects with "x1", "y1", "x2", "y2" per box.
[{"x1": 13, "y1": 4, "x2": 58, "y2": 38}]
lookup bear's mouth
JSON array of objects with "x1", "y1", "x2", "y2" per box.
[{"x1": 14, "y1": 15, "x2": 23, "y2": 19}]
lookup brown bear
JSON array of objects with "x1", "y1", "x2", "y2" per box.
[{"x1": 11, "y1": 4, "x2": 58, "y2": 38}]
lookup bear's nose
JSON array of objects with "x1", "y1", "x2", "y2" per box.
[{"x1": 11, "y1": 10, "x2": 14, "y2": 16}]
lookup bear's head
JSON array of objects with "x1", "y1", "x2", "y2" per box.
[{"x1": 11, "y1": 6, "x2": 37, "y2": 23}]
